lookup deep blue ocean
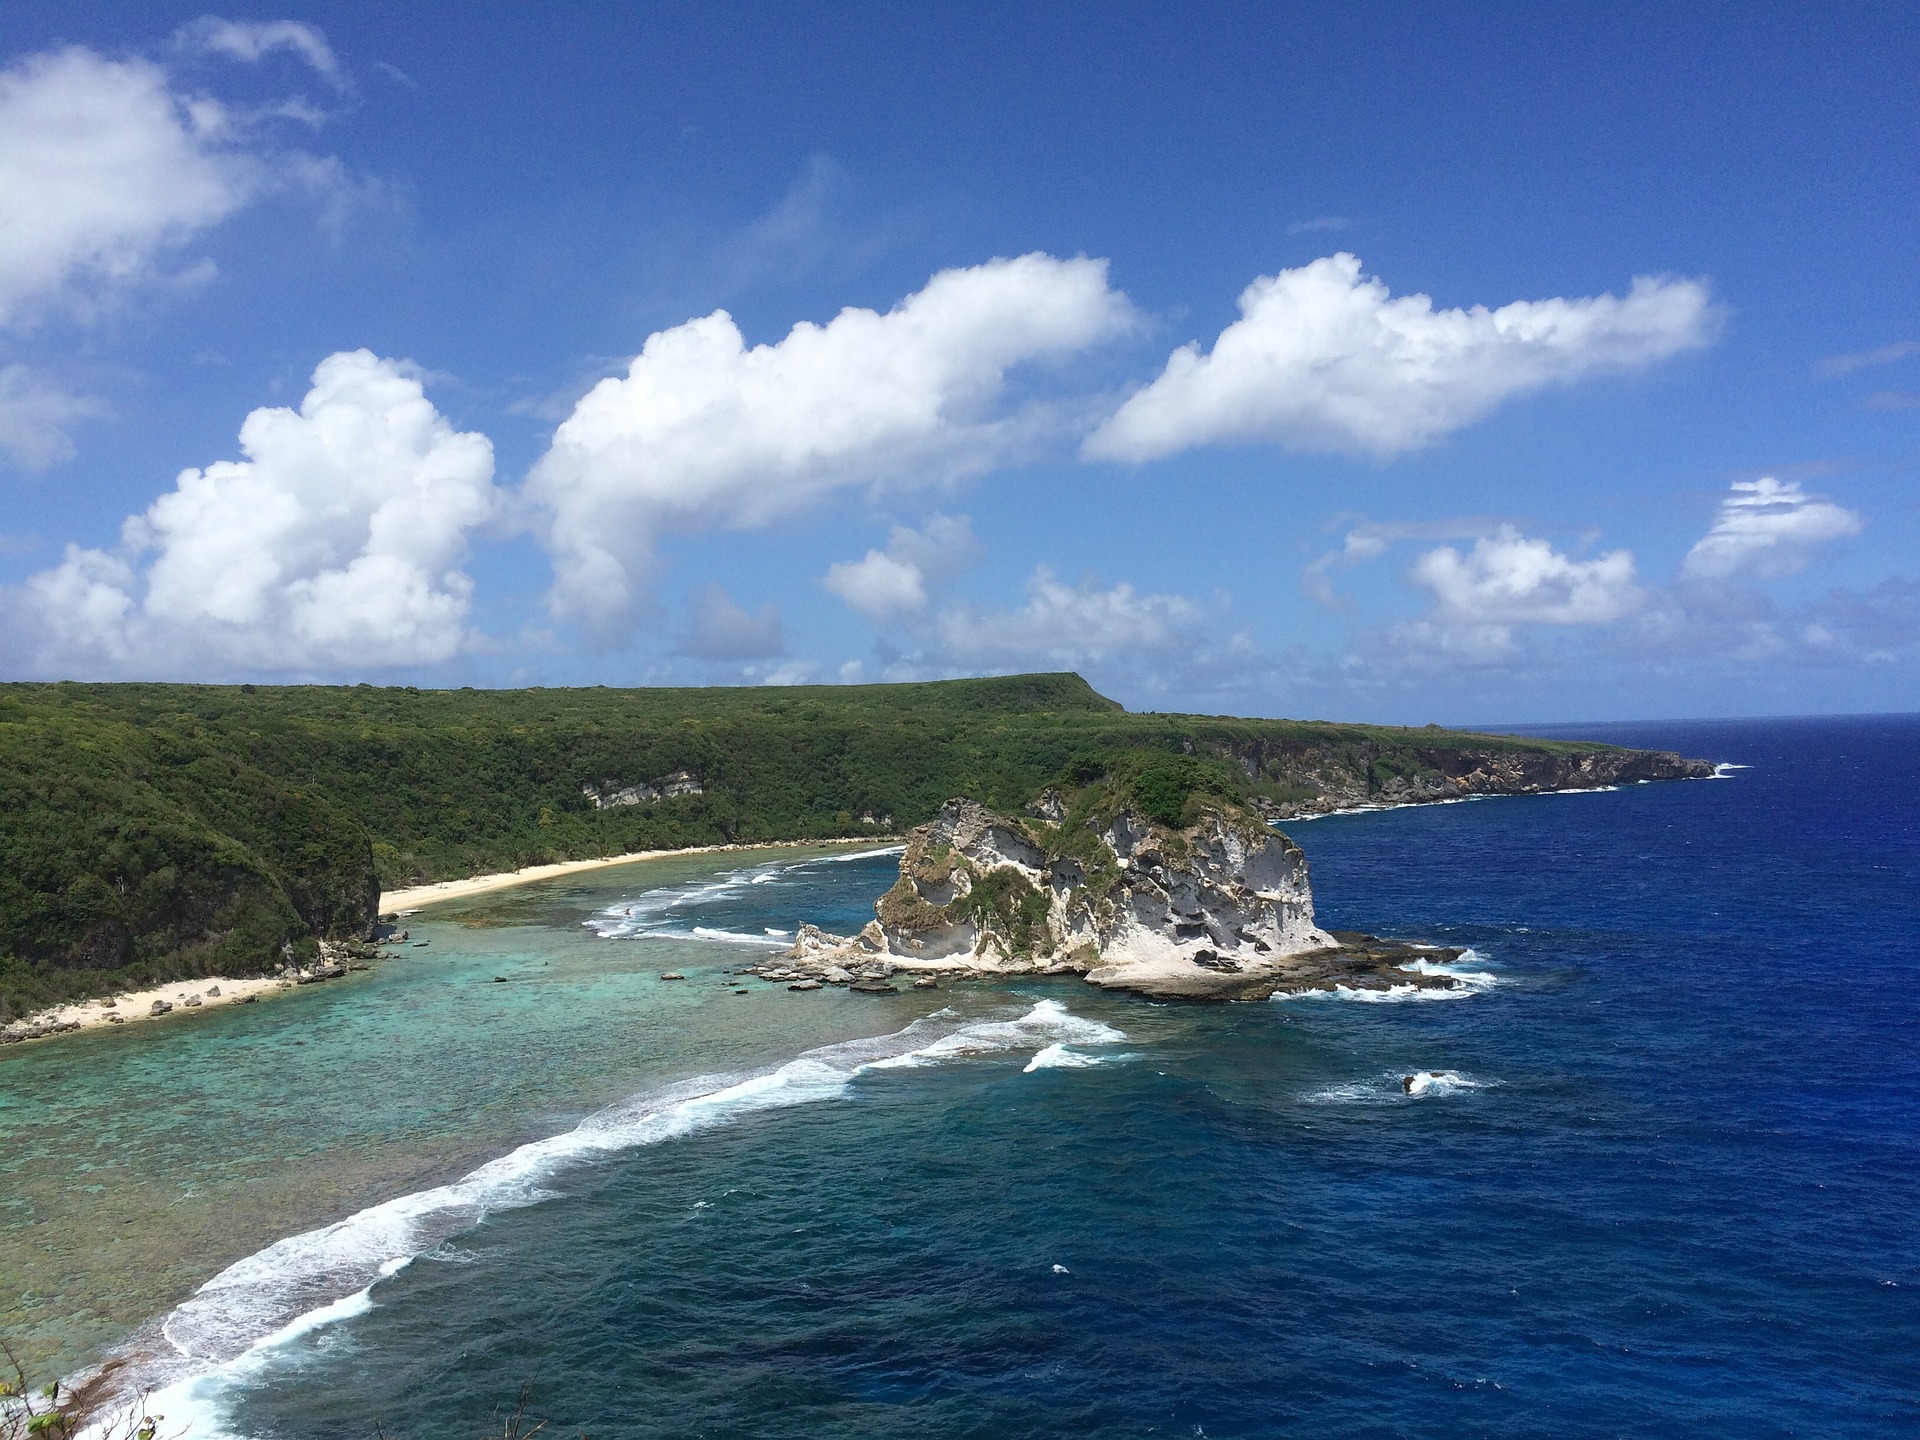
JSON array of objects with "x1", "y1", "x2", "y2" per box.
[{"x1": 48, "y1": 717, "x2": 1920, "y2": 1437}]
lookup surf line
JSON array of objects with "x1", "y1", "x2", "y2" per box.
[
  {"x1": 81, "y1": 998, "x2": 1124, "y2": 1438},
  {"x1": 586, "y1": 848, "x2": 905, "y2": 944}
]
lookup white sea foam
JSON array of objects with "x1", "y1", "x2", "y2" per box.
[
  {"x1": 89, "y1": 998, "x2": 1122, "y2": 1438},
  {"x1": 866, "y1": 999, "x2": 1124, "y2": 1070},
  {"x1": 1290, "y1": 983, "x2": 1468, "y2": 1003},
  {"x1": 1023, "y1": 1042, "x2": 1129, "y2": 1072},
  {"x1": 687, "y1": 926, "x2": 787, "y2": 946},
  {"x1": 1282, "y1": 784, "x2": 1632, "y2": 823},
  {"x1": 1402, "y1": 1069, "x2": 1483, "y2": 1097},
  {"x1": 1274, "y1": 948, "x2": 1497, "y2": 1004},
  {"x1": 585, "y1": 847, "x2": 903, "y2": 943},
  {"x1": 1397, "y1": 951, "x2": 1498, "y2": 988},
  {"x1": 1304, "y1": 1081, "x2": 1380, "y2": 1103},
  {"x1": 1306, "y1": 1069, "x2": 1491, "y2": 1103}
]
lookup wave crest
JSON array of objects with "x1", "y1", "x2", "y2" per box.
[{"x1": 97, "y1": 998, "x2": 1122, "y2": 1436}]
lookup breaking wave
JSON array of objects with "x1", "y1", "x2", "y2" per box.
[
  {"x1": 1306, "y1": 1069, "x2": 1492, "y2": 1103},
  {"x1": 1402, "y1": 1069, "x2": 1483, "y2": 1097},
  {"x1": 1022, "y1": 1042, "x2": 1132, "y2": 1073},
  {"x1": 585, "y1": 848, "x2": 903, "y2": 945},
  {"x1": 91, "y1": 998, "x2": 1119, "y2": 1438},
  {"x1": 1274, "y1": 949, "x2": 1498, "y2": 1004}
]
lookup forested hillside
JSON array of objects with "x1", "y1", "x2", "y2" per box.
[{"x1": 0, "y1": 674, "x2": 1678, "y2": 1018}]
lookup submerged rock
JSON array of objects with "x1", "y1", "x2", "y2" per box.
[{"x1": 298, "y1": 963, "x2": 347, "y2": 984}]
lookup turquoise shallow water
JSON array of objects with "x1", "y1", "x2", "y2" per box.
[
  {"x1": 10, "y1": 720, "x2": 1920, "y2": 1437},
  {"x1": 0, "y1": 845, "x2": 917, "y2": 1379}
]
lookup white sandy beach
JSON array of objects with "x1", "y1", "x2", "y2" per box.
[
  {"x1": 380, "y1": 837, "x2": 896, "y2": 912},
  {"x1": 7, "y1": 973, "x2": 289, "y2": 1041},
  {"x1": 5, "y1": 839, "x2": 896, "y2": 1048}
]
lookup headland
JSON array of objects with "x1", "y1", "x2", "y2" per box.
[{"x1": 0, "y1": 672, "x2": 1713, "y2": 1038}]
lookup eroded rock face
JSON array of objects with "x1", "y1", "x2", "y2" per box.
[
  {"x1": 1085, "y1": 804, "x2": 1332, "y2": 991},
  {"x1": 769, "y1": 796, "x2": 1393, "y2": 1000},
  {"x1": 1235, "y1": 742, "x2": 1716, "y2": 819}
]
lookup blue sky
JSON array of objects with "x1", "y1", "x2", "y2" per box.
[{"x1": 1, "y1": 2, "x2": 1915, "y2": 723}]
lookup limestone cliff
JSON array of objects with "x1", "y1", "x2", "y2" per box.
[
  {"x1": 1235, "y1": 740, "x2": 1716, "y2": 819},
  {"x1": 767, "y1": 795, "x2": 1462, "y2": 1000}
]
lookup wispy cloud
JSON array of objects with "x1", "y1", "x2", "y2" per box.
[
  {"x1": 0, "y1": 32, "x2": 363, "y2": 332},
  {"x1": 1816, "y1": 340, "x2": 1920, "y2": 377},
  {"x1": 173, "y1": 17, "x2": 346, "y2": 90},
  {"x1": 678, "y1": 583, "x2": 785, "y2": 661},
  {"x1": 0, "y1": 364, "x2": 105, "y2": 469}
]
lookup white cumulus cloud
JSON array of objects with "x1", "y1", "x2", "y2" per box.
[
  {"x1": 1412, "y1": 526, "x2": 1641, "y2": 626},
  {"x1": 0, "y1": 47, "x2": 259, "y2": 326},
  {"x1": 11, "y1": 350, "x2": 498, "y2": 676},
  {"x1": 1085, "y1": 253, "x2": 1716, "y2": 462},
  {"x1": 933, "y1": 568, "x2": 1200, "y2": 667},
  {"x1": 823, "y1": 512, "x2": 979, "y2": 624},
  {"x1": 0, "y1": 35, "x2": 355, "y2": 329},
  {"x1": 526, "y1": 255, "x2": 1135, "y2": 642},
  {"x1": 1679, "y1": 477, "x2": 1863, "y2": 583},
  {"x1": 824, "y1": 550, "x2": 927, "y2": 624},
  {"x1": 1302, "y1": 515, "x2": 1506, "y2": 609}
]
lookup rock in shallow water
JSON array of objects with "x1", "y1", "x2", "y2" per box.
[{"x1": 770, "y1": 796, "x2": 1487, "y2": 1002}]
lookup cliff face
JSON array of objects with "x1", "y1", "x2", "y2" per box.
[
  {"x1": 0, "y1": 721, "x2": 380, "y2": 1021},
  {"x1": 1232, "y1": 740, "x2": 1716, "y2": 819},
  {"x1": 877, "y1": 795, "x2": 1334, "y2": 971},
  {"x1": 772, "y1": 796, "x2": 1466, "y2": 1000}
]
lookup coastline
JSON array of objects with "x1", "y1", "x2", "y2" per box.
[
  {"x1": 1270, "y1": 765, "x2": 1731, "y2": 823},
  {"x1": 7, "y1": 778, "x2": 1719, "y2": 1048},
  {"x1": 3, "y1": 973, "x2": 289, "y2": 1043},
  {"x1": 380, "y1": 836, "x2": 901, "y2": 912},
  {"x1": 4, "y1": 838, "x2": 900, "y2": 1050}
]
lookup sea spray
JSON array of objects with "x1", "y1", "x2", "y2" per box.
[
  {"x1": 1305, "y1": 1070, "x2": 1492, "y2": 1104},
  {"x1": 1273, "y1": 947, "x2": 1498, "y2": 1003}
]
